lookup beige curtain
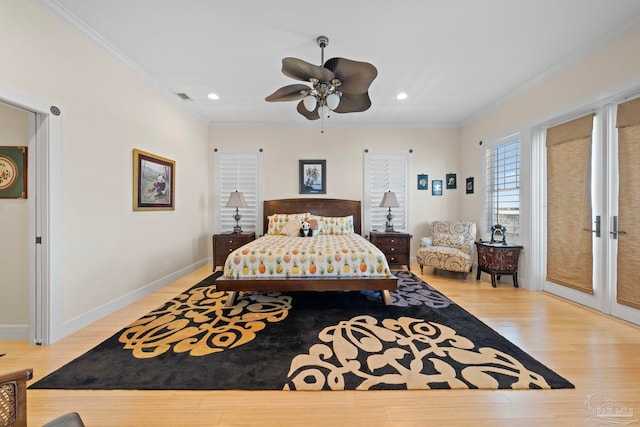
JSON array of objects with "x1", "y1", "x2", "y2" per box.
[
  {"x1": 546, "y1": 114, "x2": 594, "y2": 294},
  {"x1": 616, "y1": 97, "x2": 640, "y2": 310}
]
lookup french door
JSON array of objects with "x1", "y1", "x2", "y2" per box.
[{"x1": 543, "y1": 99, "x2": 640, "y2": 326}]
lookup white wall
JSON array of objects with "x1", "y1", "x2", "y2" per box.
[
  {"x1": 460, "y1": 27, "x2": 640, "y2": 289},
  {"x1": 209, "y1": 127, "x2": 464, "y2": 257},
  {"x1": 0, "y1": 103, "x2": 30, "y2": 332},
  {"x1": 0, "y1": 1, "x2": 209, "y2": 339}
]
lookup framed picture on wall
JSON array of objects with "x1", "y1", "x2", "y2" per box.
[
  {"x1": 299, "y1": 159, "x2": 326, "y2": 194},
  {"x1": 432, "y1": 179, "x2": 443, "y2": 196},
  {"x1": 0, "y1": 146, "x2": 27, "y2": 198},
  {"x1": 417, "y1": 174, "x2": 428, "y2": 190},
  {"x1": 446, "y1": 173, "x2": 457, "y2": 189},
  {"x1": 133, "y1": 149, "x2": 175, "y2": 211},
  {"x1": 466, "y1": 177, "x2": 474, "y2": 194}
]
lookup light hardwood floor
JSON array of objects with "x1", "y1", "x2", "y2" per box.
[{"x1": 2, "y1": 265, "x2": 639, "y2": 426}]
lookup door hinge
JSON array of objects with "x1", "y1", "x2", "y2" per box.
[{"x1": 36, "y1": 236, "x2": 42, "y2": 244}]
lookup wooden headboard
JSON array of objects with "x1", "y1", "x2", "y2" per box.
[{"x1": 263, "y1": 198, "x2": 362, "y2": 235}]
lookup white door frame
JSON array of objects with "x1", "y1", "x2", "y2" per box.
[
  {"x1": 1, "y1": 84, "x2": 61, "y2": 345},
  {"x1": 534, "y1": 97, "x2": 640, "y2": 326}
]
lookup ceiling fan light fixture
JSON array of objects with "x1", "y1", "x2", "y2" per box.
[
  {"x1": 326, "y1": 93, "x2": 340, "y2": 110},
  {"x1": 265, "y1": 35, "x2": 377, "y2": 125},
  {"x1": 303, "y1": 95, "x2": 317, "y2": 112}
]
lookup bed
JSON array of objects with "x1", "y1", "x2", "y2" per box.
[{"x1": 215, "y1": 198, "x2": 398, "y2": 306}]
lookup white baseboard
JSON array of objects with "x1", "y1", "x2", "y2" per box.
[
  {"x1": 0, "y1": 324, "x2": 29, "y2": 340},
  {"x1": 53, "y1": 259, "x2": 210, "y2": 342}
]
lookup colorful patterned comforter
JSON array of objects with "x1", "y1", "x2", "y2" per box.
[{"x1": 223, "y1": 234, "x2": 392, "y2": 279}]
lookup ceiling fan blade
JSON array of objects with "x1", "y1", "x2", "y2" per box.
[
  {"x1": 333, "y1": 92, "x2": 372, "y2": 114},
  {"x1": 265, "y1": 84, "x2": 310, "y2": 102},
  {"x1": 296, "y1": 100, "x2": 320, "y2": 120},
  {"x1": 324, "y1": 57, "x2": 378, "y2": 95},
  {"x1": 282, "y1": 57, "x2": 335, "y2": 83}
]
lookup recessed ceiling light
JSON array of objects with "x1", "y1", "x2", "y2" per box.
[
  {"x1": 207, "y1": 92, "x2": 219, "y2": 100},
  {"x1": 396, "y1": 92, "x2": 408, "y2": 100}
]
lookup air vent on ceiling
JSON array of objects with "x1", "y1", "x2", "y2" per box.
[{"x1": 176, "y1": 93, "x2": 192, "y2": 100}]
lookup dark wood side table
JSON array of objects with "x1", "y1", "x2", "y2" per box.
[
  {"x1": 212, "y1": 232, "x2": 256, "y2": 271},
  {"x1": 475, "y1": 241, "x2": 523, "y2": 287},
  {"x1": 369, "y1": 231, "x2": 412, "y2": 271}
]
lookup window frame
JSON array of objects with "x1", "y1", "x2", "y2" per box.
[{"x1": 483, "y1": 134, "x2": 521, "y2": 240}]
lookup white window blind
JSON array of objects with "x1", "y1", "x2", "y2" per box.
[
  {"x1": 213, "y1": 149, "x2": 263, "y2": 234},
  {"x1": 364, "y1": 150, "x2": 410, "y2": 236},
  {"x1": 485, "y1": 136, "x2": 520, "y2": 238}
]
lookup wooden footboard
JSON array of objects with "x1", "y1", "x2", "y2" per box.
[{"x1": 215, "y1": 275, "x2": 397, "y2": 307}]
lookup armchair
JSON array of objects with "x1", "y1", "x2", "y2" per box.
[{"x1": 416, "y1": 221, "x2": 476, "y2": 274}]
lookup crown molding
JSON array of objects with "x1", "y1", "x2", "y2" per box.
[
  {"x1": 461, "y1": 14, "x2": 640, "y2": 128},
  {"x1": 33, "y1": 0, "x2": 209, "y2": 125}
]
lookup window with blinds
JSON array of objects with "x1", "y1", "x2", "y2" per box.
[
  {"x1": 213, "y1": 149, "x2": 263, "y2": 234},
  {"x1": 485, "y1": 136, "x2": 520, "y2": 238},
  {"x1": 363, "y1": 150, "x2": 410, "y2": 236}
]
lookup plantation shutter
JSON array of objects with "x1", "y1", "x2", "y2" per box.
[
  {"x1": 616, "y1": 97, "x2": 640, "y2": 309},
  {"x1": 213, "y1": 149, "x2": 263, "y2": 234},
  {"x1": 545, "y1": 114, "x2": 594, "y2": 294},
  {"x1": 363, "y1": 150, "x2": 410, "y2": 236},
  {"x1": 484, "y1": 137, "x2": 520, "y2": 238}
]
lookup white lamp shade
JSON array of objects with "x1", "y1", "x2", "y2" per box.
[
  {"x1": 303, "y1": 95, "x2": 317, "y2": 112},
  {"x1": 379, "y1": 191, "x2": 399, "y2": 207},
  {"x1": 225, "y1": 191, "x2": 247, "y2": 208},
  {"x1": 326, "y1": 93, "x2": 340, "y2": 110}
]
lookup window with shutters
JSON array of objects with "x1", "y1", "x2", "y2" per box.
[
  {"x1": 363, "y1": 150, "x2": 410, "y2": 236},
  {"x1": 484, "y1": 136, "x2": 520, "y2": 238},
  {"x1": 213, "y1": 149, "x2": 263, "y2": 234}
]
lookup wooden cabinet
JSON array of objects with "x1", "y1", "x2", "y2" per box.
[
  {"x1": 369, "y1": 231, "x2": 412, "y2": 270},
  {"x1": 475, "y1": 241, "x2": 523, "y2": 287},
  {"x1": 212, "y1": 232, "x2": 255, "y2": 271}
]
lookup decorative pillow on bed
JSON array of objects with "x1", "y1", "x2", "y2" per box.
[
  {"x1": 278, "y1": 218, "x2": 303, "y2": 236},
  {"x1": 315, "y1": 215, "x2": 354, "y2": 235},
  {"x1": 267, "y1": 213, "x2": 310, "y2": 235},
  {"x1": 432, "y1": 232, "x2": 465, "y2": 249}
]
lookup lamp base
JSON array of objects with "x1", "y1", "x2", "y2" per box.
[
  {"x1": 385, "y1": 222, "x2": 395, "y2": 232},
  {"x1": 233, "y1": 225, "x2": 242, "y2": 234}
]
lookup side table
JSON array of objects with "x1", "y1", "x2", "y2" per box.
[
  {"x1": 212, "y1": 232, "x2": 256, "y2": 271},
  {"x1": 369, "y1": 231, "x2": 412, "y2": 271},
  {"x1": 475, "y1": 241, "x2": 523, "y2": 287}
]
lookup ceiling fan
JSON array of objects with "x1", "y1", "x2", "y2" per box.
[{"x1": 265, "y1": 36, "x2": 378, "y2": 121}]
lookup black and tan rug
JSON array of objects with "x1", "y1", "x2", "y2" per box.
[{"x1": 30, "y1": 271, "x2": 573, "y2": 391}]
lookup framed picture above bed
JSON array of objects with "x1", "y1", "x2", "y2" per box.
[
  {"x1": 299, "y1": 159, "x2": 326, "y2": 194},
  {"x1": 133, "y1": 149, "x2": 175, "y2": 211}
]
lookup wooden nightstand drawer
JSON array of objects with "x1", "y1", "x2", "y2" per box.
[
  {"x1": 369, "y1": 231, "x2": 412, "y2": 270},
  {"x1": 212, "y1": 232, "x2": 256, "y2": 271}
]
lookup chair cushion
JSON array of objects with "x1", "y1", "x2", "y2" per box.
[{"x1": 432, "y1": 233, "x2": 464, "y2": 248}]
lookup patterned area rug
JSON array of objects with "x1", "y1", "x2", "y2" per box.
[{"x1": 30, "y1": 272, "x2": 573, "y2": 391}]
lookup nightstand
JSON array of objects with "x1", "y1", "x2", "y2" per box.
[
  {"x1": 475, "y1": 241, "x2": 523, "y2": 287},
  {"x1": 212, "y1": 232, "x2": 256, "y2": 271},
  {"x1": 369, "y1": 231, "x2": 412, "y2": 271}
]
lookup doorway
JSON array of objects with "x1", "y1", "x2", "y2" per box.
[
  {"x1": 0, "y1": 87, "x2": 62, "y2": 345},
  {"x1": 542, "y1": 98, "x2": 640, "y2": 326}
]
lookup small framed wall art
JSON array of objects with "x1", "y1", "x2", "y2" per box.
[
  {"x1": 466, "y1": 177, "x2": 474, "y2": 194},
  {"x1": 299, "y1": 159, "x2": 326, "y2": 194},
  {"x1": 432, "y1": 179, "x2": 443, "y2": 196},
  {"x1": 417, "y1": 174, "x2": 428, "y2": 190},
  {"x1": 446, "y1": 173, "x2": 457, "y2": 189},
  {"x1": 0, "y1": 146, "x2": 27, "y2": 198},
  {"x1": 133, "y1": 149, "x2": 175, "y2": 211}
]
